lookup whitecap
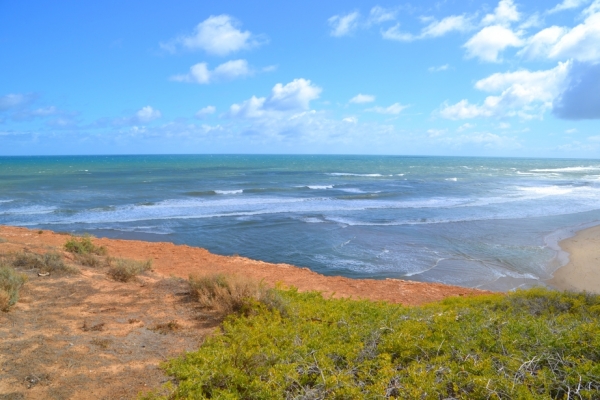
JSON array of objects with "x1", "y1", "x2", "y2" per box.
[
  {"x1": 445, "y1": 178, "x2": 458, "y2": 182},
  {"x1": 306, "y1": 185, "x2": 333, "y2": 190},
  {"x1": 214, "y1": 190, "x2": 243, "y2": 195},
  {"x1": 530, "y1": 166, "x2": 600, "y2": 173},
  {"x1": 327, "y1": 173, "x2": 383, "y2": 177}
]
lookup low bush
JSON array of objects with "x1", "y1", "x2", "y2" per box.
[
  {"x1": 107, "y1": 258, "x2": 152, "y2": 282},
  {"x1": 73, "y1": 252, "x2": 105, "y2": 268},
  {"x1": 64, "y1": 234, "x2": 107, "y2": 256},
  {"x1": 157, "y1": 288, "x2": 600, "y2": 399},
  {"x1": 11, "y1": 251, "x2": 78, "y2": 274},
  {"x1": 8, "y1": 251, "x2": 79, "y2": 274},
  {"x1": 188, "y1": 273, "x2": 287, "y2": 318},
  {"x1": 0, "y1": 265, "x2": 27, "y2": 312}
]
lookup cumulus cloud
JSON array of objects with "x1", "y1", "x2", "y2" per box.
[
  {"x1": 328, "y1": 12, "x2": 360, "y2": 37},
  {"x1": 161, "y1": 15, "x2": 265, "y2": 56},
  {"x1": 519, "y1": 4, "x2": 600, "y2": 62},
  {"x1": 111, "y1": 106, "x2": 162, "y2": 126},
  {"x1": 482, "y1": 0, "x2": 521, "y2": 26},
  {"x1": 553, "y1": 61, "x2": 600, "y2": 119},
  {"x1": 440, "y1": 61, "x2": 571, "y2": 119},
  {"x1": 135, "y1": 106, "x2": 162, "y2": 123},
  {"x1": 229, "y1": 79, "x2": 322, "y2": 118},
  {"x1": 463, "y1": 25, "x2": 523, "y2": 62},
  {"x1": 195, "y1": 106, "x2": 216, "y2": 119},
  {"x1": 171, "y1": 59, "x2": 252, "y2": 84},
  {"x1": 349, "y1": 94, "x2": 375, "y2": 104},
  {"x1": 367, "y1": 103, "x2": 409, "y2": 115}
]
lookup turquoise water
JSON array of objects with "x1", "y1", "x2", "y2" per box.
[{"x1": 2, "y1": 154, "x2": 600, "y2": 290}]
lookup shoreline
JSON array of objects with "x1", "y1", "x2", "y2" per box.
[
  {"x1": 547, "y1": 224, "x2": 600, "y2": 293},
  {"x1": 0, "y1": 224, "x2": 488, "y2": 306}
]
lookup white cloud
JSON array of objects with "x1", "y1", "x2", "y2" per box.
[
  {"x1": 161, "y1": 15, "x2": 264, "y2": 56},
  {"x1": 171, "y1": 59, "x2": 252, "y2": 84},
  {"x1": 368, "y1": 6, "x2": 397, "y2": 24},
  {"x1": 518, "y1": 26, "x2": 568, "y2": 59},
  {"x1": 548, "y1": 0, "x2": 590, "y2": 14},
  {"x1": 565, "y1": 128, "x2": 578, "y2": 133},
  {"x1": 0, "y1": 93, "x2": 34, "y2": 110},
  {"x1": 229, "y1": 79, "x2": 322, "y2": 118},
  {"x1": 367, "y1": 103, "x2": 409, "y2": 115},
  {"x1": 135, "y1": 106, "x2": 162, "y2": 123},
  {"x1": 421, "y1": 15, "x2": 474, "y2": 38},
  {"x1": 382, "y1": 14, "x2": 473, "y2": 42},
  {"x1": 427, "y1": 129, "x2": 446, "y2": 137},
  {"x1": 463, "y1": 25, "x2": 523, "y2": 62},
  {"x1": 482, "y1": 0, "x2": 521, "y2": 26},
  {"x1": 548, "y1": 10, "x2": 600, "y2": 62},
  {"x1": 428, "y1": 64, "x2": 449, "y2": 72},
  {"x1": 328, "y1": 12, "x2": 361, "y2": 37},
  {"x1": 343, "y1": 116, "x2": 358, "y2": 123},
  {"x1": 349, "y1": 94, "x2": 375, "y2": 103},
  {"x1": 457, "y1": 123, "x2": 475, "y2": 131},
  {"x1": 519, "y1": 4, "x2": 600, "y2": 62},
  {"x1": 440, "y1": 61, "x2": 571, "y2": 119},
  {"x1": 195, "y1": 106, "x2": 216, "y2": 118}
]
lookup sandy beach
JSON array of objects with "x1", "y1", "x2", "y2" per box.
[{"x1": 548, "y1": 225, "x2": 600, "y2": 294}]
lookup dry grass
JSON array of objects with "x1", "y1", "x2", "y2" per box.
[
  {"x1": 107, "y1": 258, "x2": 153, "y2": 282},
  {"x1": 74, "y1": 252, "x2": 106, "y2": 268},
  {"x1": 0, "y1": 265, "x2": 27, "y2": 312},
  {"x1": 188, "y1": 273, "x2": 287, "y2": 318},
  {"x1": 150, "y1": 320, "x2": 181, "y2": 335}
]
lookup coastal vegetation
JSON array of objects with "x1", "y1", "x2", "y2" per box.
[
  {"x1": 151, "y1": 276, "x2": 600, "y2": 399},
  {"x1": 107, "y1": 257, "x2": 153, "y2": 282},
  {"x1": 0, "y1": 265, "x2": 27, "y2": 311}
]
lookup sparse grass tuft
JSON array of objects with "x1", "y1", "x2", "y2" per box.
[
  {"x1": 64, "y1": 234, "x2": 107, "y2": 256},
  {"x1": 11, "y1": 251, "x2": 78, "y2": 274},
  {"x1": 0, "y1": 237, "x2": 7, "y2": 243},
  {"x1": 188, "y1": 273, "x2": 287, "y2": 318},
  {"x1": 73, "y1": 252, "x2": 105, "y2": 268},
  {"x1": 151, "y1": 320, "x2": 181, "y2": 334},
  {"x1": 0, "y1": 265, "x2": 27, "y2": 312},
  {"x1": 107, "y1": 258, "x2": 152, "y2": 282}
]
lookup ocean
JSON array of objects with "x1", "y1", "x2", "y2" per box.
[{"x1": 1, "y1": 154, "x2": 600, "y2": 291}]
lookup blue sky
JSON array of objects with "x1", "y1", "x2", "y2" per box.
[{"x1": 1, "y1": 0, "x2": 599, "y2": 156}]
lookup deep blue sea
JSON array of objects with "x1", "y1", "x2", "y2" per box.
[{"x1": 2, "y1": 154, "x2": 600, "y2": 291}]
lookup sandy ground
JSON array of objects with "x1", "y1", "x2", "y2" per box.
[
  {"x1": 0, "y1": 225, "x2": 490, "y2": 399},
  {"x1": 548, "y1": 225, "x2": 600, "y2": 294}
]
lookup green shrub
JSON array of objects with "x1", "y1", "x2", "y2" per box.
[
  {"x1": 0, "y1": 265, "x2": 27, "y2": 312},
  {"x1": 158, "y1": 288, "x2": 600, "y2": 399},
  {"x1": 188, "y1": 273, "x2": 287, "y2": 318},
  {"x1": 64, "y1": 234, "x2": 107, "y2": 255},
  {"x1": 11, "y1": 251, "x2": 78, "y2": 274},
  {"x1": 107, "y1": 258, "x2": 152, "y2": 282}
]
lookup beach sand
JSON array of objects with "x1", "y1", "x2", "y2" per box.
[{"x1": 548, "y1": 225, "x2": 600, "y2": 294}]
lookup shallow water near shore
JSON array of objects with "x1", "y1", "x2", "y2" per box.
[{"x1": 1, "y1": 154, "x2": 600, "y2": 291}]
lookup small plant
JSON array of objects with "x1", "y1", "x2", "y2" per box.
[
  {"x1": 64, "y1": 234, "x2": 107, "y2": 256},
  {"x1": 188, "y1": 273, "x2": 287, "y2": 318},
  {"x1": 11, "y1": 251, "x2": 78, "y2": 274},
  {"x1": 73, "y1": 253, "x2": 105, "y2": 268},
  {"x1": 107, "y1": 258, "x2": 152, "y2": 282},
  {"x1": 0, "y1": 237, "x2": 7, "y2": 243},
  {"x1": 0, "y1": 265, "x2": 27, "y2": 312},
  {"x1": 151, "y1": 320, "x2": 181, "y2": 334}
]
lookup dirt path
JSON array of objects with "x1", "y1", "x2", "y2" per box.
[{"x1": 0, "y1": 225, "x2": 490, "y2": 399}]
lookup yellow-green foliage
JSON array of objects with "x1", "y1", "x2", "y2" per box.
[
  {"x1": 64, "y1": 234, "x2": 107, "y2": 255},
  {"x1": 107, "y1": 258, "x2": 152, "y2": 282},
  {"x1": 188, "y1": 274, "x2": 287, "y2": 318},
  {"x1": 157, "y1": 288, "x2": 600, "y2": 399},
  {"x1": 0, "y1": 265, "x2": 27, "y2": 312}
]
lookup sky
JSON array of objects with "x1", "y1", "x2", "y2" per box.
[{"x1": 1, "y1": 0, "x2": 599, "y2": 157}]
